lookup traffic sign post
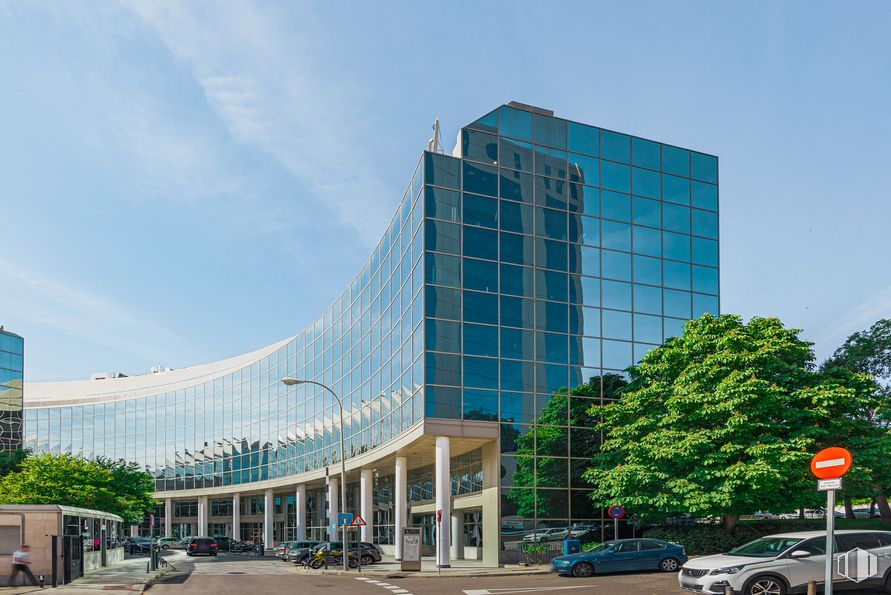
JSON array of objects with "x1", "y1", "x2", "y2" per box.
[
  {"x1": 608, "y1": 505, "x2": 625, "y2": 540},
  {"x1": 811, "y1": 447, "x2": 853, "y2": 595}
]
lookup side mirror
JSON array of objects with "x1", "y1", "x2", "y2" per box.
[{"x1": 789, "y1": 550, "x2": 811, "y2": 558}]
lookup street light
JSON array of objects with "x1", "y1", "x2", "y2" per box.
[{"x1": 281, "y1": 378, "x2": 349, "y2": 572}]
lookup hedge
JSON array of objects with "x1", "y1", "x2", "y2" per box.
[{"x1": 642, "y1": 520, "x2": 824, "y2": 556}]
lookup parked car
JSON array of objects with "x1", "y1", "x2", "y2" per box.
[
  {"x1": 212, "y1": 536, "x2": 236, "y2": 551},
  {"x1": 314, "y1": 541, "x2": 382, "y2": 566},
  {"x1": 179, "y1": 536, "x2": 194, "y2": 549},
  {"x1": 186, "y1": 536, "x2": 219, "y2": 556},
  {"x1": 678, "y1": 530, "x2": 891, "y2": 595},
  {"x1": 277, "y1": 541, "x2": 297, "y2": 560},
  {"x1": 568, "y1": 523, "x2": 600, "y2": 539},
  {"x1": 230, "y1": 540, "x2": 256, "y2": 553},
  {"x1": 123, "y1": 537, "x2": 157, "y2": 554},
  {"x1": 286, "y1": 541, "x2": 322, "y2": 564},
  {"x1": 157, "y1": 537, "x2": 179, "y2": 550},
  {"x1": 523, "y1": 528, "x2": 569, "y2": 542},
  {"x1": 552, "y1": 538, "x2": 686, "y2": 577}
]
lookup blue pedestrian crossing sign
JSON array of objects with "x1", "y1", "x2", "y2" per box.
[{"x1": 337, "y1": 512, "x2": 353, "y2": 526}]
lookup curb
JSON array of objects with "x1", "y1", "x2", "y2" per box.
[{"x1": 307, "y1": 567, "x2": 553, "y2": 579}]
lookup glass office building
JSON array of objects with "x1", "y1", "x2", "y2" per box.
[
  {"x1": 0, "y1": 326, "x2": 24, "y2": 451},
  {"x1": 23, "y1": 102, "x2": 718, "y2": 564}
]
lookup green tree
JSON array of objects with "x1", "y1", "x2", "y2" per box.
[
  {"x1": 821, "y1": 319, "x2": 891, "y2": 382},
  {"x1": 584, "y1": 314, "x2": 884, "y2": 532},
  {"x1": 0, "y1": 453, "x2": 156, "y2": 525},
  {"x1": 0, "y1": 448, "x2": 29, "y2": 477}
]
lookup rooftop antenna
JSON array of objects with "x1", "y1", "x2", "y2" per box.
[{"x1": 427, "y1": 117, "x2": 443, "y2": 153}]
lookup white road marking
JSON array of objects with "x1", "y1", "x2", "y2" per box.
[
  {"x1": 355, "y1": 575, "x2": 413, "y2": 595},
  {"x1": 463, "y1": 586, "x2": 597, "y2": 595}
]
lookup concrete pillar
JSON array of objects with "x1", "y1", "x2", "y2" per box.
[
  {"x1": 129, "y1": 525, "x2": 138, "y2": 538},
  {"x1": 264, "y1": 488, "x2": 274, "y2": 548},
  {"x1": 198, "y1": 496, "x2": 208, "y2": 536},
  {"x1": 232, "y1": 493, "x2": 241, "y2": 540},
  {"x1": 481, "y1": 440, "x2": 500, "y2": 567},
  {"x1": 360, "y1": 469, "x2": 373, "y2": 542},
  {"x1": 164, "y1": 499, "x2": 172, "y2": 538},
  {"x1": 395, "y1": 456, "x2": 407, "y2": 560},
  {"x1": 328, "y1": 476, "x2": 339, "y2": 540},
  {"x1": 451, "y1": 511, "x2": 464, "y2": 560},
  {"x1": 435, "y1": 436, "x2": 451, "y2": 568},
  {"x1": 295, "y1": 484, "x2": 306, "y2": 541}
]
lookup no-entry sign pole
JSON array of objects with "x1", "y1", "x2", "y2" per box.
[
  {"x1": 607, "y1": 506, "x2": 625, "y2": 540},
  {"x1": 811, "y1": 447, "x2": 853, "y2": 595}
]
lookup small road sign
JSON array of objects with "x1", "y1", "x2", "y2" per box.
[
  {"x1": 337, "y1": 512, "x2": 353, "y2": 526},
  {"x1": 351, "y1": 514, "x2": 367, "y2": 527},
  {"x1": 608, "y1": 505, "x2": 625, "y2": 519},
  {"x1": 811, "y1": 447, "x2": 853, "y2": 480},
  {"x1": 818, "y1": 478, "x2": 843, "y2": 491}
]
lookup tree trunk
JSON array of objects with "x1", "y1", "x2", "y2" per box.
[
  {"x1": 798, "y1": 508, "x2": 805, "y2": 520},
  {"x1": 844, "y1": 496, "x2": 855, "y2": 520},
  {"x1": 870, "y1": 499, "x2": 877, "y2": 518},
  {"x1": 722, "y1": 514, "x2": 738, "y2": 533},
  {"x1": 876, "y1": 494, "x2": 891, "y2": 524}
]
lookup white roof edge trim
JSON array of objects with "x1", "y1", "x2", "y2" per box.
[{"x1": 24, "y1": 336, "x2": 294, "y2": 406}]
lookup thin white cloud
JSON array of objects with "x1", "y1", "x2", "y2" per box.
[{"x1": 812, "y1": 286, "x2": 891, "y2": 356}]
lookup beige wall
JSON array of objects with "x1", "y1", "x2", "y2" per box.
[{"x1": 0, "y1": 511, "x2": 59, "y2": 585}]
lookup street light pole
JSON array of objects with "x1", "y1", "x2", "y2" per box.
[{"x1": 282, "y1": 378, "x2": 349, "y2": 573}]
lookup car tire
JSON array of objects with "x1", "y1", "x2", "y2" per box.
[
  {"x1": 161, "y1": 545, "x2": 169, "y2": 550},
  {"x1": 743, "y1": 575, "x2": 787, "y2": 595},
  {"x1": 659, "y1": 557, "x2": 680, "y2": 572},
  {"x1": 361, "y1": 555, "x2": 373, "y2": 566},
  {"x1": 571, "y1": 562, "x2": 595, "y2": 578}
]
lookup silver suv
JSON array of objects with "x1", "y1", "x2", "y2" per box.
[{"x1": 678, "y1": 530, "x2": 891, "y2": 594}]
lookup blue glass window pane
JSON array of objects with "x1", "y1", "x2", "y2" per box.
[
  {"x1": 581, "y1": 307, "x2": 600, "y2": 337},
  {"x1": 463, "y1": 193, "x2": 498, "y2": 228},
  {"x1": 632, "y1": 225, "x2": 661, "y2": 257},
  {"x1": 635, "y1": 342, "x2": 655, "y2": 363},
  {"x1": 463, "y1": 226, "x2": 497, "y2": 260},
  {"x1": 468, "y1": 109, "x2": 497, "y2": 133},
  {"x1": 500, "y1": 138, "x2": 533, "y2": 173},
  {"x1": 463, "y1": 162, "x2": 498, "y2": 197},
  {"x1": 692, "y1": 181, "x2": 718, "y2": 211},
  {"x1": 662, "y1": 146, "x2": 690, "y2": 177},
  {"x1": 425, "y1": 353, "x2": 461, "y2": 386},
  {"x1": 634, "y1": 314, "x2": 662, "y2": 344},
  {"x1": 535, "y1": 238, "x2": 568, "y2": 271},
  {"x1": 601, "y1": 130, "x2": 630, "y2": 163},
  {"x1": 534, "y1": 114, "x2": 566, "y2": 149},
  {"x1": 664, "y1": 317, "x2": 686, "y2": 340},
  {"x1": 426, "y1": 319, "x2": 460, "y2": 353},
  {"x1": 463, "y1": 388, "x2": 498, "y2": 420},
  {"x1": 570, "y1": 183, "x2": 597, "y2": 215},
  {"x1": 462, "y1": 129, "x2": 498, "y2": 165},
  {"x1": 602, "y1": 250, "x2": 631, "y2": 281},
  {"x1": 634, "y1": 284, "x2": 662, "y2": 315},
  {"x1": 537, "y1": 331, "x2": 568, "y2": 363},
  {"x1": 568, "y1": 274, "x2": 582, "y2": 304},
  {"x1": 568, "y1": 214, "x2": 581, "y2": 244},
  {"x1": 500, "y1": 201, "x2": 533, "y2": 234},
  {"x1": 464, "y1": 290, "x2": 498, "y2": 325},
  {"x1": 580, "y1": 215, "x2": 600, "y2": 246},
  {"x1": 464, "y1": 323, "x2": 498, "y2": 357},
  {"x1": 501, "y1": 327, "x2": 534, "y2": 360},
  {"x1": 425, "y1": 219, "x2": 460, "y2": 254},
  {"x1": 602, "y1": 280, "x2": 631, "y2": 311},
  {"x1": 663, "y1": 232, "x2": 690, "y2": 262},
  {"x1": 632, "y1": 167, "x2": 661, "y2": 199},
  {"x1": 601, "y1": 190, "x2": 630, "y2": 222},
  {"x1": 602, "y1": 310, "x2": 632, "y2": 340},
  {"x1": 463, "y1": 258, "x2": 498, "y2": 292},
  {"x1": 578, "y1": 245, "x2": 600, "y2": 276},
  {"x1": 536, "y1": 300, "x2": 568, "y2": 333},
  {"x1": 500, "y1": 169, "x2": 533, "y2": 203},
  {"x1": 601, "y1": 161, "x2": 630, "y2": 193},
  {"x1": 425, "y1": 153, "x2": 460, "y2": 189},
  {"x1": 534, "y1": 176, "x2": 567, "y2": 210},
  {"x1": 535, "y1": 269, "x2": 568, "y2": 302},
  {"x1": 581, "y1": 336, "x2": 601, "y2": 367},
  {"x1": 692, "y1": 237, "x2": 719, "y2": 267},
  {"x1": 632, "y1": 137, "x2": 660, "y2": 170},
  {"x1": 499, "y1": 106, "x2": 532, "y2": 141},
  {"x1": 464, "y1": 356, "x2": 498, "y2": 389},
  {"x1": 664, "y1": 289, "x2": 692, "y2": 319},
  {"x1": 692, "y1": 209, "x2": 718, "y2": 239},
  {"x1": 501, "y1": 263, "x2": 533, "y2": 297},
  {"x1": 425, "y1": 386, "x2": 461, "y2": 419},
  {"x1": 633, "y1": 255, "x2": 661, "y2": 285},
  {"x1": 579, "y1": 276, "x2": 600, "y2": 308},
  {"x1": 568, "y1": 153, "x2": 599, "y2": 186},
  {"x1": 425, "y1": 253, "x2": 460, "y2": 287},
  {"x1": 425, "y1": 286, "x2": 460, "y2": 320},
  {"x1": 536, "y1": 363, "x2": 568, "y2": 394},
  {"x1": 569, "y1": 303, "x2": 583, "y2": 334},
  {"x1": 663, "y1": 203, "x2": 690, "y2": 234},
  {"x1": 693, "y1": 265, "x2": 719, "y2": 295},
  {"x1": 501, "y1": 359, "x2": 535, "y2": 392},
  {"x1": 632, "y1": 196, "x2": 660, "y2": 228},
  {"x1": 501, "y1": 295, "x2": 533, "y2": 328},
  {"x1": 567, "y1": 122, "x2": 599, "y2": 156},
  {"x1": 602, "y1": 340, "x2": 632, "y2": 370},
  {"x1": 535, "y1": 207, "x2": 567, "y2": 240},
  {"x1": 425, "y1": 186, "x2": 460, "y2": 222},
  {"x1": 663, "y1": 174, "x2": 691, "y2": 205},
  {"x1": 602, "y1": 220, "x2": 631, "y2": 252},
  {"x1": 691, "y1": 152, "x2": 718, "y2": 183},
  {"x1": 693, "y1": 293, "x2": 720, "y2": 317},
  {"x1": 664, "y1": 261, "x2": 691, "y2": 290},
  {"x1": 535, "y1": 145, "x2": 567, "y2": 179},
  {"x1": 500, "y1": 232, "x2": 533, "y2": 265}
]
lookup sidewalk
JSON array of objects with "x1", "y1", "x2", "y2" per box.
[
  {"x1": 1, "y1": 552, "x2": 181, "y2": 594},
  {"x1": 310, "y1": 555, "x2": 552, "y2": 578}
]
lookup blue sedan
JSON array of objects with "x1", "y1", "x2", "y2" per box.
[{"x1": 551, "y1": 538, "x2": 687, "y2": 577}]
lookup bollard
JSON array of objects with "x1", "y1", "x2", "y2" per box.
[
  {"x1": 807, "y1": 581, "x2": 816, "y2": 595},
  {"x1": 146, "y1": 561, "x2": 150, "y2": 573}
]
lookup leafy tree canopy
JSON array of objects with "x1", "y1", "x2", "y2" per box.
[
  {"x1": 0, "y1": 453, "x2": 156, "y2": 525},
  {"x1": 0, "y1": 449, "x2": 29, "y2": 477},
  {"x1": 822, "y1": 318, "x2": 891, "y2": 381}
]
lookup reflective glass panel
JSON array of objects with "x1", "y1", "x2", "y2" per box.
[
  {"x1": 500, "y1": 169, "x2": 533, "y2": 203},
  {"x1": 663, "y1": 203, "x2": 690, "y2": 234},
  {"x1": 692, "y1": 181, "x2": 718, "y2": 211},
  {"x1": 601, "y1": 190, "x2": 630, "y2": 222},
  {"x1": 463, "y1": 226, "x2": 497, "y2": 260},
  {"x1": 500, "y1": 231, "x2": 533, "y2": 265},
  {"x1": 462, "y1": 129, "x2": 498, "y2": 165},
  {"x1": 463, "y1": 162, "x2": 498, "y2": 197},
  {"x1": 463, "y1": 258, "x2": 498, "y2": 292},
  {"x1": 691, "y1": 152, "x2": 718, "y2": 183},
  {"x1": 464, "y1": 291, "x2": 498, "y2": 325},
  {"x1": 500, "y1": 138, "x2": 533, "y2": 173},
  {"x1": 601, "y1": 130, "x2": 630, "y2": 163},
  {"x1": 601, "y1": 161, "x2": 630, "y2": 193},
  {"x1": 601, "y1": 221, "x2": 630, "y2": 252},
  {"x1": 632, "y1": 225, "x2": 661, "y2": 257},
  {"x1": 692, "y1": 237, "x2": 719, "y2": 267},
  {"x1": 602, "y1": 250, "x2": 631, "y2": 281},
  {"x1": 662, "y1": 145, "x2": 690, "y2": 177},
  {"x1": 632, "y1": 196, "x2": 660, "y2": 228},
  {"x1": 463, "y1": 193, "x2": 498, "y2": 228},
  {"x1": 692, "y1": 209, "x2": 718, "y2": 239},
  {"x1": 664, "y1": 260, "x2": 691, "y2": 290},
  {"x1": 568, "y1": 153, "x2": 599, "y2": 186},
  {"x1": 499, "y1": 105, "x2": 532, "y2": 141},
  {"x1": 632, "y1": 137, "x2": 660, "y2": 170},
  {"x1": 633, "y1": 255, "x2": 661, "y2": 285},
  {"x1": 632, "y1": 167, "x2": 661, "y2": 199},
  {"x1": 533, "y1": 114, "x2": 566, "y2": 149},
  {"x1": 663, "y1": 232, "x2": 690, "y2": 262},
  {"x1": 602, "y1": 280, "x2": 631, "y2": 311},
  {"x1": 567, "y1": 122, "x2": 599, "y2": 156},
  {"x1": 663, "y1": 174, "x2": 691, "y2": 205},
  {"x1": 693, "y1": 265, "x2": 719, "y2": 295}
]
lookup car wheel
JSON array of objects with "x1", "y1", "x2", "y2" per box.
[
  {"x1": 361, "y1": 555, "x2": 373, "y2": 566},
  {"x1": 744, "y1": 575, "x2": 786, "y2": 595},
  {"x1": 659, "y1": 557, "x2": 680, "y2": 572},
  {"x1": 571, "y1": 562, "x2": 595, "y2": 578},
  {"x1": 161, "y1": 545, "x2": 169, "y2": 550}
]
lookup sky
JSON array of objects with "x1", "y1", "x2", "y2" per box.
[{"x1": 1, "y1": 0, "x2": 889, "y2": 381}]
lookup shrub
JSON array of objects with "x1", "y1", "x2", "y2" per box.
[
  {"x1": 642, "y1": 520, "x2": 824, "y2": 556},
  {"x1": 520, "y1": 542, "x2": 550, "y2": 564}
]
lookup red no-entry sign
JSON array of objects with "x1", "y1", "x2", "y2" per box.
[{"x1": 810, "y1": 447, "x2": 853, "y2": 480}]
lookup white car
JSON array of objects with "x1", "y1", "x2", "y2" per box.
[
  {"x1": 678, "y1": 530, "x2": 891, "y2": 595},
  {"x1": 523, "y1": 528, "x2": 569, "y2": 542}
]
